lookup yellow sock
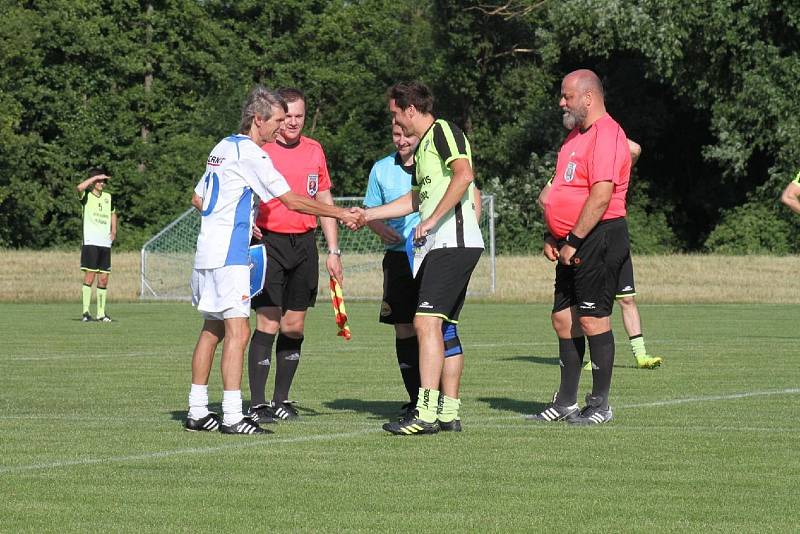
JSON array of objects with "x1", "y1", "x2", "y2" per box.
[
  {"x1": 82, "y1": 284, "x2": 92, "y2": 314},
  {"x1": 96, "y1": 287, "x2": 107, "y2": 318},
  {"x1": 438, "y1": 395, "x2": 461, "y2": 423},
  {"x1": 415, "y1": 388, "x2": 439, "y2": 423}
]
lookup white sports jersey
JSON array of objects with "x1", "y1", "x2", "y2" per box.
[{"x1": 194, "y1": 134, "x2": 291, "y2": 269}]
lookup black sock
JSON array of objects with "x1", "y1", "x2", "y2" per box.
[
  {"x1": 247, "y1": 330, "x2": 275, "y2": 407},
  {"x1": 587, "y1": 330, "x2": 615, "y2": 408},
  {"x1": 556, "y1": 336, "x2": 585, "y2": 406},
  {"x1": 395, "y1": 336, "x2": 420, "y2": 403},
  {"x1": 273, "y1": 333, "x2": 303, "y2": 405}
]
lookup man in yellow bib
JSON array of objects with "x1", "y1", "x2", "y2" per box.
[{"x1": 76, "y1": 168, "x2": 118, "y2": 322}]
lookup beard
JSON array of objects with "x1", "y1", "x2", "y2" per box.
[{"x1": 562, "y1": 106, "x2": 587, "y2": 130}]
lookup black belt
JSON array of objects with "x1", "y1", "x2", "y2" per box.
[
  {"x1": 556, "y1": 217, "x2": 625, "y2": 246},
  {"x1": 261, "y1": 228, "x2": 314, "y2": 246},
  {"x1": 261, "y1": 229, "x2": 314, "y2": 237}
]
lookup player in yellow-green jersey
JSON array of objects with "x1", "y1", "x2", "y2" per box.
[
  {"x1": 76, "y1": 168, "x2": 117, "y2": 322},
  {"x1": 365, "y1": 81, "x2": 483, "y2": 435}
]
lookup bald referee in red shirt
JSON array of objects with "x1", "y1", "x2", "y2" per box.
[{"x1": 528, "y1": 69, "x2": 632, "y2": 425}]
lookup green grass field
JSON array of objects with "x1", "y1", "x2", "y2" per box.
[{"x1": 1, "y1": 301, "x2": 798, "y2": 532}]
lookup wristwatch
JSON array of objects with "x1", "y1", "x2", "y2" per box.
[{"x1": 328, "y1": 248, "x2": 342, "y2": 256}]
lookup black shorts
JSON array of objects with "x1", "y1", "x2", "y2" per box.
[
  {"x1": 251, "y1": 229, "x2": 318, "y2": 311},
  {"x1": 416, "y1": 247, "x2": 482, "y2": 324},
  {"x1": 80, "y1": 245, "x2": 111, "y2": 273},
  {"x1": 616, "y1": 254, "x2": 636, "y2": 299},
  {"x1": 553, "y1": 218, "x2": 630, "y2": 318},
  {"x1": 379, "y1": 250, "x2": 418, "y2": 325}
]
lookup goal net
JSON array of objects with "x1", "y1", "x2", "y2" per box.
[{"x1": 140, "y1": 195, "x2": 496, "y2": 300}]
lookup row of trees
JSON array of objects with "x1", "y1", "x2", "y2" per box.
[{"x1": 1, "y1": 0, "x2": 798, "y2": 253}]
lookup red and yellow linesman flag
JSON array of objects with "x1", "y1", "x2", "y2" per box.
[{"x1": 329, "y1": 277, "x2": 351, "y2": 340}]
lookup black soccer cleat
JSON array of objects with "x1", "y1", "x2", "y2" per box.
[
  {"x1": 271, "y1": 400, "x2": 299, "y2": 421},
  {"x1": 185, "y1": 412, "x2": 221, "y2": 432},
  {"x1": 398, "y1": 401, "x2": 417, "y2": 421},
  {"x1": 220, "y1": 416, "x2": 270, "y2": 435},
  {"x1": 97, "y1": 315, "x2": 113, "y2": 323},
  {"x1": 569, "y1": 394, "x2": 613, "y2": 425},
  {"x1": 524, "y1": 392, "x2": 580, "y2": 422},
  {"x1": 246, "y1": 403, "x2": 276, "y2": 424},
  {"x1": 382, "y1": 410, "x2": 440, "y2": 435},
  {"x1": 81, "y1": 312, "x2": 94, "y2": 322},
  {"x1": 438, "y1": 418, "x2": 462, "y2": 432}
]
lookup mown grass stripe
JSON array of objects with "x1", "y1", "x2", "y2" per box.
[
  {"x1": 0, "y1": 429, "x2": 375, "y2": 475},
  {"x1": 4, "y1": 388, "x2": 797, "y2": 476}
]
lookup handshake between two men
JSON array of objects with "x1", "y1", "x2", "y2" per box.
[
  {"x1": 336, "y1": 206, "x2": 368, "y2": 231},
  {"x1": 336, "y1": 197, "x2": 432, "y2": 245},
  {"x1": 335, "y1": 205, "x2": 421, "y2": 242}
]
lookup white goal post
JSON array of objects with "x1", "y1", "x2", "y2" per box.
[{"x1": 140, "y1": 195, "x2": 496, "y2": 300}]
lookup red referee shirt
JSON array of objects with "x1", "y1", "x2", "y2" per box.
[
  {"x1": 544, "y1": 113, "x2": 631, "y2": 239},
  {"x1": 257, "y1": 136, "x2": 332, "y2": 233}
]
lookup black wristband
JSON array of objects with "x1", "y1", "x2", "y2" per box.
[
  {"x1": 565, "y1": 232, "x2": 584, "y2": 249},
  {"x1": 543, "y1": 231, "x2": 553, "y2": 241}
]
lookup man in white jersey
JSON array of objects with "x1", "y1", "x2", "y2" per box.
[{"x1": 185, "y1": 85, "x2": 361, "y2": 435}]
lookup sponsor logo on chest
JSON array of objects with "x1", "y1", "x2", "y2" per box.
[{"x1": 418, "y1": 175, "x2": 432, "y2": 203}]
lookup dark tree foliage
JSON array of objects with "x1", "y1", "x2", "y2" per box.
[{"x1": 0, "y1": 0, "x2": 798, "y2": 253}]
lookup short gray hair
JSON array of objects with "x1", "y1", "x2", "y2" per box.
[{"x1": 238, "y1": 85, "x2": 287, "y2": 134}]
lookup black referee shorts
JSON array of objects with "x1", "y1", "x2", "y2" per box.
[
  {"x1": 379, "y1": 250, "x2": 419, "y2": 325},
  {"x1": 80, "y1": 245, "x2": 112, "y2": 273},
  {"x1": 615, "y1": 254, "x2": 636, "y2": 299},
  {"x1": 553, "y1": 217, "x2": 629, "y2": 318},
  {"x1": 251, "y1": 229, "x2": 318, "y2": 311}
]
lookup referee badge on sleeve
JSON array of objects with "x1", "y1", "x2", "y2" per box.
[
  {"x1": 564, "y1": 162, "x2": 576, "y2": 182},
  {"x1": 307, "y1": 174, "x2": 319, "y2": 196}
]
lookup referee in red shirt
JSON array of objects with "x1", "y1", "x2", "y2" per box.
[
  {"x1": 528, "y1": 69, "x2": 632, "y2": 425},
  {"x1": 247, "y1": 87, "x2": 343, "y2": 422}
]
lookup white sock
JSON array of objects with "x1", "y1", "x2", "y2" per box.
[
  {"x1": 222, "y1": 390, "x2": 243, "y2": 426},
  {"x1": 188, "y1": 383, "x2": 210, "y2": 420}
]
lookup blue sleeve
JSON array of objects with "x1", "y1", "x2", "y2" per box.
[{"x1": 363, "y1": 161, "x2": 384, "y2": 208}]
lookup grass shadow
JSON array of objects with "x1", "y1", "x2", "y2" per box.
[
  {"x1": 169, "y1": 400, "x2": 328, "y2": 422},
  {"x1": 169, "y1": 402, "x2": 221, "y2": 424},
  {"x1": 477, "y1": 397, "x2": 548, "y2": 417},
  {"x1": 169, "y1": 410, "x2": 187, "y2": 423},
  {"x1": 324, "y1": 399, "x2": 401, "y2": 420},
  {"x1": 289, "y1": 403, "x2": 326, "y2": 417},
  {"x1": 503, "y1": 354, "x2": 646, "y2": 370},
  {"x1": 502, "y1": 355, "x2": 558, "y2": 365}
]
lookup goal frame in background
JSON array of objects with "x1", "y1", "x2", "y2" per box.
[
  {"x1": 140, "y1": 207, "x2": 197, "y2": 300},
  {"x1": 140, "y1": 195, "x2": 495, "y2": 301}
]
